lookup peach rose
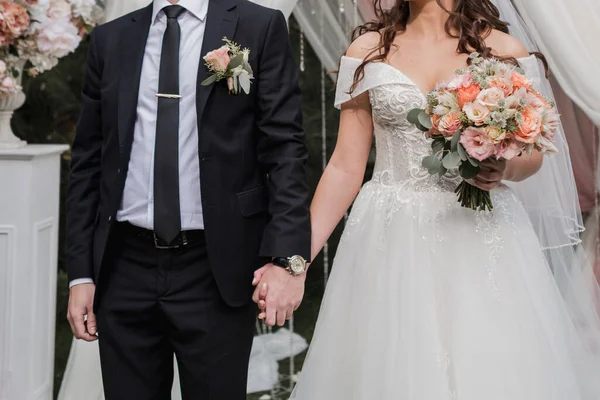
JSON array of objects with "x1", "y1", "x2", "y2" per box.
[
  {"x1": 515, "y1": 106, "x2": 542, "y2": 144},
  {"x1": 204, "y1": 45, "x2": 231, "y2": 72},
  {"x1": 438, "y1": 111, "x2": 462, "y2": 136},
  {"x1": 460, "y1": 126, "x2": 496, "y2": 161},
  {"x1": 488, "y1": 76, "x2": 513, "y2": 97},
  {"x1": 511, "y1": 72, "x2": 531, "y2": 90},
  {"x1": 457, "y1": 83, "x2": 481, "y2": 108},
  {"x1": 431, "y1": 114, "x2": 441, "y2": 133},
  {"x1": 477, "y1": 87, "x2": 505, "y2": 108},
  {"x1": 463, "y1": 101, "x2": 490, "y2": 126}
]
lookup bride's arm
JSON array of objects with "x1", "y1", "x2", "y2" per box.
[
  {"x1": 310, "y1": 91, "x2": 374, "y2": 259},
  {"x1": 504, "y1": 151, "x2": 543, "y2": 182},
  {"x1": 308, "y1": 34, "x2": 380, "y2": 260}
]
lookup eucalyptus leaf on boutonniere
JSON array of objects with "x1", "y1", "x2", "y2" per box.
[{"x1": 201, "y1": 37, "x2": 253, "y2": 95}]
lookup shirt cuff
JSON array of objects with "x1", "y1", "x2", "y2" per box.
[{"x1": 69, "y1": 278, "x2": 94, "y2": 288}]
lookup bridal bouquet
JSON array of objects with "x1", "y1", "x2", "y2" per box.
[
  {"x1": 0, "y1": 0, "x2": 103, "y2": 92},
  {"x1": 408, "y1": 53, "x2": 560, "y2": 211}
]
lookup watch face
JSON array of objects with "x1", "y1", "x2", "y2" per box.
[{"x1": 289, "y1": 256, "x2": 306, "y2": 275}]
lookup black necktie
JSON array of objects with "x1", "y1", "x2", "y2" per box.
[{"x1": 154, "y1": 5, "x2": 186, "y2": 244}]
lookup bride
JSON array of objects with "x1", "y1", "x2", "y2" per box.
[{"x1": 256, "y1": 0, "x2": 600, "y2": 398}]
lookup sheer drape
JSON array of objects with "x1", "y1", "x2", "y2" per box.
[
  {"x1": 251, "y1": 0, "x2": 297, "y2": 18},
  {"x1": 103, "y1": 0, "x2": 150, "y2": 22},
  {"x1": 511, "y1": 0, "x2": 600, "y2": 126},
  {"x1": 292, "y1": 0, "x2": 364, "y2": 73}
]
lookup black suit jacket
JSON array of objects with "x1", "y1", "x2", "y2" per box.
[{"x1": 66, "y1": 0, "x2": 311, "y2": 307}]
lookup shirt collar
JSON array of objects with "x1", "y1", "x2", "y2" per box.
[{"x1": 152, "y1": 0, "x2": 209, "y2": 23}]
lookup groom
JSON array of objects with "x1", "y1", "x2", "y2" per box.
[{"x1": 65, "y1": 0, "x2": 310, "y2": 398}]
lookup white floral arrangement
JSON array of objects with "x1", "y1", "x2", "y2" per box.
[{"x1": 0, "y1": 0, "x2": 103, "y2": 94}]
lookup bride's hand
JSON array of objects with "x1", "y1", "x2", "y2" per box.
[{"x1": 471, "y1": 158, "x2": 507, "y2": 191}]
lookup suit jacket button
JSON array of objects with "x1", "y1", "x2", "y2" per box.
[
  {"x1": 117, "y1": 168, "x2": 121, "y2": 174},
  {"x1": 108, "y1": 216, "x2": 112, "y2": 222}
]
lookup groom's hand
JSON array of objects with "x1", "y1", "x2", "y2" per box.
[
  {"x1": 252, "y1": 263, "x2": 305, "y2": 327},
  {"x1": 67, "y1": 283, "x2": 98, "y2": 342}
]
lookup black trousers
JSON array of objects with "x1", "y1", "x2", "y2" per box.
[{"x1": 97, "y1": 223, "x2": 255, "y2": 400}]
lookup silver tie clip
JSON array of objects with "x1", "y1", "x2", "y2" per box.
[{"x1": 156, "y1": 93, "x2": 182, "y2": 99}]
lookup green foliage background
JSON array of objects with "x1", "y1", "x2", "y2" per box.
[{"x1": 12, "y1": 16, "x2": 371, "y2": 399}]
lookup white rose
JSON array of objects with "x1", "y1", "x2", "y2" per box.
[
  {"x1": 486, "y1": 126, "x2": 506, "y2": 143},
  {"x1": 463, "y1": 101, "x2": 491, "y2": 126},
  {"x1": 36, "y1": 19, "x2": 81, "y2": 59},
  {"x1": 70, "y1": 0, "x2": 102, "y2": 25},
  {"x1": 477, "y1": 87, "x2": 505, "y2": 108},
  {"x1": 28, "y1": 0, "x2": 51, "y2": 25},
  {"x1": 47, "y1": 0, "x2": 72, "y2": 20}
]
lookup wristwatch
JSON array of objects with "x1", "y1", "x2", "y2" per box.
[{"x1": 272, "y1": 255, "x2": 307, "y2": 276}]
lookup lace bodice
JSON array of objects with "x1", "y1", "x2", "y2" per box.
[
  {"x1": 334, "y1": 55, "x2": 542, "y2": 193},
  {"x1": 335, "y1": 56, "x2": 462, "y2": 192}
]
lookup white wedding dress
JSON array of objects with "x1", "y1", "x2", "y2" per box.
[{"x1": 290, "y1": 56, "x2": 600, "y2": 400}]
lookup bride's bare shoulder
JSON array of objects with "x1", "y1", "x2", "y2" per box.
[
  {"x1": 486, "y1": 29, "x2": 530, "y2": 59},
  {"x1": 345, "y1": 31, "x2": 382, "y2": 60}
]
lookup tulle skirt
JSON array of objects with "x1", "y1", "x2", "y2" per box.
[{"x1": 291, "y1": 181, "x2": 600, "y2": 400}]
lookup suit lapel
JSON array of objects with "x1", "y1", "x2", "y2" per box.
[
  {"x1": 117, "y1": 4, "x2": 153, "y2": 159},
  {"x1": 196, "y1": 0, "x2": 239, "y2": 123}
]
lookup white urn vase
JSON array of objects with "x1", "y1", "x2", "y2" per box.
[{"x1": 0, "y1": 61, "x2": 26, "y2": 149}]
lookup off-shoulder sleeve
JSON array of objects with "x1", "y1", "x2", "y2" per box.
[
  {"x1": 334, "y1": 56, "x2": 409, "y2": 109},
  {"x1": 334, "y1": 56, "x2": 364, "y2": 108},
  {"x1": 518, "y1": 55, "x2": 544, "y2": 89}
]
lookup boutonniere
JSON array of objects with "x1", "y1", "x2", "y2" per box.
[{"x1": 201, "y1": 37, "x2": 253, "y2": 95}]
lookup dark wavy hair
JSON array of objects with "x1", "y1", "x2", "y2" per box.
[{"x1": 349, "y1": 0, "x2": 547, "y2": 92}]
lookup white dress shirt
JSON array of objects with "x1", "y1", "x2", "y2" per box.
[{"x1": 71, "y1": 0, "x2": 208, "y2": 288}]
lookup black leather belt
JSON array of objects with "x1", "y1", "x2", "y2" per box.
[{"x1": 116, "y1": 222, "x2": 204, "y2": 249}]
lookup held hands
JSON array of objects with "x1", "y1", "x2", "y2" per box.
[
  {"x1": 67, "y1": 283, "x2": 98, "y2": 342},
  {"x1": 470, "y1": 158, "x2": 507, "y2": 191},
  {"x1": 252, "y1": 263, "x2": 305, "y2": 327}
]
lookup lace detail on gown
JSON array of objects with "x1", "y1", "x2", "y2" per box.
[
  {"x1": 291, "y1": 55, "x2": 600, "y2": 400},
  {"x1": 335, "y1": 56, "x2": 463, "y2": 195}
]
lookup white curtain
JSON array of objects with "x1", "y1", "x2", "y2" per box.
[
  {"x1": 293, "y1": 0, "x2": 364, "y2": 73},
  {"x1": 511, "y1": 0, "x2": 600, "y2": 126},
  {"x1": 252, "y1": 0, "x2": 297, "y2": 19},
  {"x1": 103, "y1": 0, "x2": 151, "y2": 22}
]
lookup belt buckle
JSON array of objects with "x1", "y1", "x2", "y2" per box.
[{"x1": 153, "y1": 232, "x2": 181, "y2": 250}]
